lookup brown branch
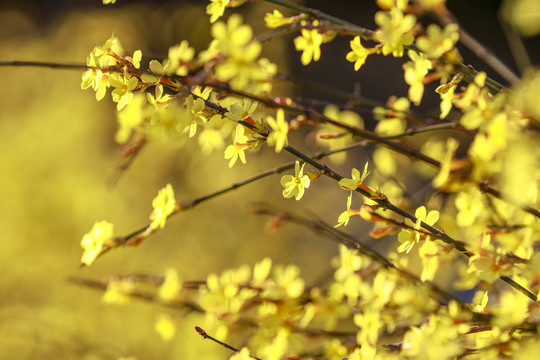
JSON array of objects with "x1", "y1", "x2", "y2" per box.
[
  {"x1": 195, "y1": 327, "x2": 263, "y2": 360},
  {"x1": 249, "y1": 203, "x2": 484, "y2": 313}
]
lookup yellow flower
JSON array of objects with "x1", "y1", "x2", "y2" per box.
[
  {"x1": 373, "y1": 147, "x2": 398, "y2": 177},
  {"x1": 140, "y1": 59, "x2": 164, "y2": 85},
  {"x1": 455, "y1": 187, "x2": 486, "y2": 227},
  {"x1": 280, "y1": 161, "x2": 311, "y2": 200},
  {"x1": 155, "y1": 313, "x2": 176, "y2": 341},
  {"x1": 147, "y1": 84, "x2": 172, "y2": 110},
  {"x1": 257, "y1": 327, "x2": 290, "y2": 360},
  {"x1": 501, "y1": 0, "x2": 540, "y2": 37},
  {"x1": 467, "y1": 233, "x2": 515, "y2": 283},
  {"x1": 397, "y1": 206, "x2": 439, "y2": 253},
  {"x1": 439, "y1": 85, "x2": 456, "y2": 119},
  {"x1": 432, "y1": 137, "x2": 459, "y2": 189},
  {"x1": 199, "y1": 265, "x2": 256, "y2": 321},
  {"x1": 198, "y1": 125, "x2": 226, "y2": 154},
  {"x1": 224, "y1": 124, "x2": 250, "y2": 167},
  {"x1": 317, "y1": 105, "x2": 364, "y2": 164},
  {"x1": 211, "y1": 14, "x2": 253, "y2": 54},
  {"x1": 126, "y1": 49, "x2": 142, "y2": 69},
  {"x1": 252, "y1": 257, "x2": 272, "y2": 286},
  {"x1": 116, "y1": 93, "x2": 146, "y2": 143},
  {"x1": 354, "y1": 309, "x2": 382, "y2": 346},
  {"x1": 492, "y1": 291, "x2": 530, "y2": 329},
  {"x1": 338, "y1": 163, "x2": 370, "y2": 191},
  {"x1": 264, "y1": 10, "x2": 294, "y2": 28},
  {"x1": 334, "y1": 244, "x2": 363, "y2": 282},
  {"x1": 149, "y1": 184, "x2": 177, "y2": 230},
  {"x1": 266, "y1": 109, "x2": 289, "y2": 153},
  {"x1": 454, "y1": 71, "x2": 487, "y2": 112},
  {"x1": 416, "y1": 23, "x2": 459, "y2": 59},
  {"x1": 158, "y1": 268, "x2": 182, "y2": 302},
  {"x1": 81, "y1": 35, "x2": 123, "y2": 100},
  {"x1": 164, "y1": 40, "x2": 195, "y2": 76},
  {"x1": 401, "y1": 315, "x2": 464, "y2": 360},
  {"x1": 471, "y1": 290, "x2": 489, "y2": 313},
  {"x1": 93, "y1": 34, "x2": 123, "y2": 60},
  {"x1": 377, "y1": 0, "x2": 408, "y2": 10},
  {"x1": 206, "y1": 0, "x2": 230, "y2": 23},
  {"x1": 211, "y1": 14, "x2": 267, "y2": 90},
  {"x1": 436, "y1": 73, "x2": 463, "y2": 95},
  {"x1": 294, "y1": 28, "x2": 324, "y2": 65},
  {"x1": 185, "y1": 96, "x2": 208, "y2": 138},
  {"x1": 373, "y1": 96, "x2": 409, "y2": 136},
  {"x1": 374, "y1": 7, "x2": 416, "y2": 57},
  {"x1": 110, "y1": 72, "x2": 139, "y2": 111},
  {"x1": 418, "y1": 240, "x2": 441, "y2": 281},
  {"x1": 80, "y1": 221, "x2": 114, "y2": 266},
  {"x1": 264, "y1": 264, "x2": 305, "y2": 299},
  {"x1": 436, "y1": 73, "x2": 462, "y2": 119},
  {"x1": 403, "y1": 50, "x2": 432, "y2": 105},
  {"x1": 323, "y1": 339, "x2": 347, "y2": 359},
  {"x1": 334, "y1": 193, "x2": 361, "y2": 228},
  {"x1": 225, "y1": 98, "x2": 258, "y2": 121},
  {"x1": 101, "y1": 278, "x2": 135, "y2": 304},
  {"x1": 81, "y1": 51, "x2": 109, "y2": 101},
  {"x1": 253, "y1": 57, "x2": 278, "y2": 94},
  {"x1": 345, "y1": 36, "x2": 378, "y2": 71},
  {"x1": 230, "y1": 348, "x2": 252, "y2": 360},
  {"x1": 215, "y1": 42, "x2": 262, "y2": 89}
]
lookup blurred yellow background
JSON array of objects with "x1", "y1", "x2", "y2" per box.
[{"x1": 0, "y1": 1, "x2": 345, "y2": 359}]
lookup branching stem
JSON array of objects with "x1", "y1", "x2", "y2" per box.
[
  {"x1": 435, "y1": 8, "x2": 521, "y2": 85},
  {"x1": 4, "y1": 56, "x2": 536, "y2": 300},
  {"x1": 250, "y1": 204, "x2": 479, "y2": 312}
]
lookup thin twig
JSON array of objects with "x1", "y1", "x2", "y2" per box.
[
  {"x1": 0, "y1": 60, "x2": 86, "y2": 70},
  {"x1": 435, "y1": 8, "x2": 521, "y2": 85},
  {"x1": 195, "y1": 327, "x2": 263, "y2": 360},
  {"x1": 261, "y1": 0, "x2": 373, "y2": 38},
  {"x1": 499, "y1": 20, "x2": 531, "y2": 75}
]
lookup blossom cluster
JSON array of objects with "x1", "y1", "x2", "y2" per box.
[{"x1": 77, "y1": 1, "x2": 540, "y2": 359}]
